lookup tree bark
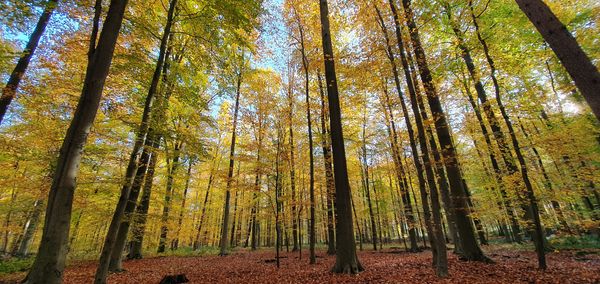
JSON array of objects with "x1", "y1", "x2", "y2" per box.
[
  {"x1": 158, "y1": 142, "x2": 182, "y2": 252},
  {"x1": 108, "y1": 130, "x2": 155, "y2": 270},
  {"x1": 295, "y1": 17, "x2": 316, "y2": 264},
  {"x1": 128, "y1": 135, "x2": 161, "y2": 259},
  {"x1": 219, "y1": 57, "x2": 244, "y2": 255},
  {"x1": 16, "y1": 198, "x2": 44, "y2": 257},
  {"x1": 375, "y1": 4, "x2": 436, "y2": 258},
  {"x1": 288, "y1": 80, "x2": 299, "y2": 252},
  {"x1": 401, "y1": 0, "x2": 488, "y2": 262},
  {"x1": 360, "y1": 114, "x2": 377, "y2": 251},
  {"x1": 25, "y1": 1, "x2": 128, "y2": 283},
  {"x1": 318, "y1": 70, "x2": 336, "y2": 255},
  {"x1": 514, "y1": 0, "x2": 600, "y2": 121},
  {"x1": 319, "y1": 0, "x2": 363, "y2": 274},
  {"x1": 0, "y1": 0, "x2": 59, "y2": 124},
  {"x1": 381, "y1": 82, "x2": 420, "y2": 252},
  {"x1": 93, "y1": 1, "x2": 176, "y2": 282},
  {"x1": 229, "y1": 162, "x2": 241, "y2": 247},
  {"x1": 466, "y1": 0, "x2": 547, "y2": 268},
  {"x1": 173, "y1": 159, "x2": 193, "y2": 249}
]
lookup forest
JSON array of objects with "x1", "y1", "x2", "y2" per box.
[{"x1": 0, "y1": 0, "x2": 599, "y2": 283}]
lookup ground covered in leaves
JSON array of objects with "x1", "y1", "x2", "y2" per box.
[{"x1": 2, "y1": 246, "x2": 599, "y2": 283}]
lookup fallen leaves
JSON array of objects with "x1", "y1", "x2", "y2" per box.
[{"x1": 2, "y1": 246, "x2": 599, "y2": 283}]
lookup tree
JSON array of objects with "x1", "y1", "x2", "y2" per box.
[
  {"x1": 317, "y1": 70, "x2": 336, "y2": 255},
  {"x1": 94, "y1": 0, "x2": 178, "y2": 282},
  {"x1": 514, "y1": 0, "x2": 600, "y2": 121},
  {"x1": 294, "y1": 10, "x2": 317, "y2": 264},
  {"x1": 400, "y1": 0, "x2": 488, "y2": 262},
  {"x1": 24, "y1": 1, "x2": 128, "y2": 283},
  {"x1": 319, "y1": 0, "x2": 363, "y2": 274},
  {"x1": 0, "y1": 0, "x2": 58, "y2": 124},
  {"x1": 219, "y1": 50, "x2": 245, "y2": 256}
]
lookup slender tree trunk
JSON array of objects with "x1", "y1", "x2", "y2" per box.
[
  {"x1": 16, "y1": 198, "x2": 44, "y2": 257},
  {"x1": 108, "y1": 131, "x2": 155, "y2": 271},
  {"x1": 319, "y1": 0, "x2": 363, "y2": 273},
  {"x1": 371, "y1": 172, "x2": 384, "y2": 250},
  {"x1": 24, "y1": 1, "x2": 127, "y2": 283},
  {"x1": 296, "y1": 21, "x2": 316, "y2": 264},
  {"x1": 377, "y1": 3, "x2": 437, "y2": 259},
  {"x1": 462, "y1": 180, "x2": 488, "y2": 245},
  {"x1": 0, "y1": 0, "x2": 59, "y2": 124},
  {"x1": 128, "y1": 136, "x2": 161, "y2": 259},
  {"x1": 401, "y1": 0, "x2": 488, "y2": 262},
  {"x1": 173, "y1": 159, "x2": 194, "y2": 249},
  {"x1": 250, "y1": 116, "x2": 264, "y2": 251},
  {"x1": 460, "y1": 73, "x2": 522, "y2": 243},
  {"x1": 93, "y1": 1, "x2": 175, "y2": 282},
  {"x1": 375, "y1": 4, "x2": 447, "y2": 273},
  {"x1": 158, "y1": 142, "x2": 182, "y2": 252},
  {"x1": 68, "y1": 210, "x2": 84, "y2": 250},
  {"x1": 380, "y1": 83, "x2": 420, "y2": 252},
  {"x1": 219, "y1": 59, "x2": 244, "y2": 256},
  {"x1": 318, "y1": 71, "x2": 336, "y2": 255},
  {"x1": 229, "y1": 162, "x2": 241, "y2": 247},
  {"x1": 288, "y1": 87, "x2": 299, "y2": 252},
  {"x1": 193, "y1": 147, "x2": 220, "y2": 250},
  {"x1": 109, "y1": 28, "x2": 182, "y2": 268},
  {"x1": 517, "y1": 118, "x2": 571, "y2": 233},
  {"x1": 2, "y1": 183, "x2": 18, "y2": 253},
  {"x1": 465, "y1": 1, "x2": 546, "y2": 268},
  {"x1": 360, "y1": 119, "x2": 377, "y2": 251},
  {"x1": 275, "y1": 125, "x2": 284, "y2": 268}
]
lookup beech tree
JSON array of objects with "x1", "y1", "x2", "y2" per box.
[
  {"x1": 24, "y1": 1, "x2": 129, "y2": 283},
  {"x1": 0, "y1": 0, "x2": 58, "y2": 124},
  {"x1": 319, "y1": 0, "x2": 363, "y2": 274},
  {"x1": 515, "y1": 0, "x2": 600, "y2": 121}
]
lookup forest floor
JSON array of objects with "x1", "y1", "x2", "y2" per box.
[{"x1": 1, "y1": 245, "x2": 599, "y2": 283}]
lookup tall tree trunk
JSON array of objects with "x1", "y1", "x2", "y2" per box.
[
  {"x1": 517, "y1": 118, "x2": 571, "y2": 233},
  {"x1": 108, "y1": 131, "x2": 155, "y2": 271},
  {"x1": 192, "y1": 145, "x2": 220, "y2": 250},
  {"x1": 460, "y1": 72, "x2": 522, "y2": 243},
  {"x1": 288, "y1": 84, "x2": 299, "y2": 252},
  {"x1": 447, "y1": 0, "x2": 528, "y2": 238},
  {"x1": 466, "y1": 1, "x2": 546, "y2": 268},
  {"x1": 360, "y1": 116, "x2": 377, "y2": 251},
  {"x1": 514, "y1": 0, "x2": 600, "y2": 120},
  {"x1": 93, "y1": 1, "x2": 176, "y2": 282},
  {"x1": 400, "y1": 0, "x2": 488, "y2": 262},
  {"x1": 25, "y1": 1, "x2": 128, "y2": 283},
  {"x1": 108, "y1": 27, "x2": 182, "y2": 269},
  {"x1": 318, "y1": 70, "x2": 336, "y2": 255},
  {"x1": 371, "y1": 171, "x2": 384, "y2": 250},
  {"x1": 128, "y1": 136, "x2": 161, "y2": 259},
  {"x1": 380, "y1": 82, "x2": 420, "y2": 252},
  {"x1": 375, "y1": 4, "x2": 447, "y2": 273},
  {"x1": 319, "y1": 0, "x2": 363, "y2": 274},
  {"x1": 229, "y1": 162, "x2": 241, "y2": 247},
  {"x1": 250, "y1": 112, "x2": 264, "y2": 251},
  {"x1": 158, "y1": 142, "x2": 183, "y2": 252},
  {"x1": 219, "y1": 58, "x2": 244, "y2": 256},
  {"x1": 2, "y1": 182, "x2": 18, "y2": 253},
  {"x1": 173, "y1": 159, "x2": 194, "y2": 249},
  {"x1": 296, "y1": 19, "x2": 316, "y2": 264},
  {"x1": 275, "y1": 124, "x2": 284, "y2": 268},
  {"x1": 0, "y1": 0, "x2": 59, "y2": 124},
  {"x1": 375, "y1": 4, "x2": 436, "y2": 259},
  {"x1": 16, "y1": 198, "x2": 44, "y2": 257}
]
